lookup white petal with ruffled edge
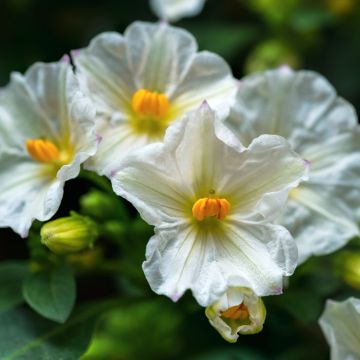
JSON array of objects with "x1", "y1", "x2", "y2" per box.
[
  {"x1": 150, "y1": 0, "x2": 206, "y2": 22},
  {"x1": 74, "y1": 21, "x2": 237, "y2": 175},
  {"x1": 227, "y1": 67, "x2": 360, "y2": 263},
  {"x1": 0, "y1": 61, "x2": 97, "y2": 237},
  {"x1": 319, "y1": 297, "x2": 360, "y2": 360},
  {"x1": 112, "y1": 104, "x2": 306, "y2": 306}
]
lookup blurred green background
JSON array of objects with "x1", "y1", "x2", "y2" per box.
[{"x1": 1, "y1": 0, "x2": 360, "y2": 359}]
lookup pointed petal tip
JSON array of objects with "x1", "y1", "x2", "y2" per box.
[
  {"x1": 70, "y1": 49, "x2": 81, "y2": 59},
  {"x1": 279, "y1": 64, "x2": 292, "y2": 74},
  {"x1": 170, "y1": 293, "x2": 181, "y2": 302},
  {"x1": 201, "y1": 100, "x2": 210, "y2": 108},
  {"x1": 60, "y1": 54, "x2": 70, "y2": 64}
]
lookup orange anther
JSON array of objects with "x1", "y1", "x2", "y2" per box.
[
  {"x1": 221, "y1": 303, "x2": 249, "y2": 321},
  {"x1": 192, "y1": 197, "x2": 231, "y2": 221},
  {"x1": 26, "y1": 139, "x2": 61, "y2": 163},
  {"x1": 132, "y1": 89, "x2": 170, "y2": 119}
]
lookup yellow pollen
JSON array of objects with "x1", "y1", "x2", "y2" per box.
[
  {"x1": 192, "y1": 198, "x2": 231, "y2": 221},
  {"x1": 26, "y1": 139, "x2": 61, "y2": 163},
  {"x1": 131, "y1": 89, "x2": 170, "y2": 119},
  {"x1": 221, "y1": 303, "x2": 249, "y2": 321}
]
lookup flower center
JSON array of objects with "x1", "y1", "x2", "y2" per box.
[
  {"x1": 221, "y1": 303, "x2": 249, "y2": 321},
  {"x1": 26, "y1": 139, "x2": 72, "y2": 165},
  {"x1": 131, "y1": 89, "x2": 170, "y2": 119},
  {"x1": 192, "y1": 198, "x2": 231, "y2": 221}
]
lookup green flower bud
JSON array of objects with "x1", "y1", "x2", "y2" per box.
[
  {"x1": 205, "y1": 287, "x2": 266, "y2": 343},
  {"x1": 40, "y1": 213, "x2": 98, "y2": 255}
]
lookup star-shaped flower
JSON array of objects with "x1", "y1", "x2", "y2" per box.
[
  {"x1": 0, "y1": 60, "x2": 97, "y2": 237},
  {"x1": 73, "y1": 21, "x2": 237, "y2": 176},
  {"x1": 111, "y1": 103, "x2": 307, "y2": 306}
]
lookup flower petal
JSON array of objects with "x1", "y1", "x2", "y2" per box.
[
  {"x1": 0, "y1": 152, "x2": 64, "y2": 237},
  {"x1": 227, "y1": 67, "x2": 358, "y2": 151},
  {"x1": 283, "y1": 185, "x2": 359, "y2": 264},
  {"x1": 0, "y1": 63, "x2": 68, "y2": 151},
  {"x1": 73, "y1": 32, "x2": 136, "y2": 115},
  {"x1": 283, "y1": 130, "x2": 360, "y2": 263},
  {"x1": 223, "y1": 134, "x2": 308, "y2": 223},
  {"x1": 319, "y1": 298, "x2": 360, "y2": 360},
  {"x1": 150, "y1": 0, "x2": 206, "y2": 21},
  {"x1": 111, "y1": 139, "x2": 193, "y2": 226},
  {"x1": 172, "y1": 51, "x2": 237, "y2": 119},
  {"x1": 143, "y1": 221, "x2": 295, "y2": 306},
  {"x1": 125, "y1": 21, "x2": 197, "y2": 94}
]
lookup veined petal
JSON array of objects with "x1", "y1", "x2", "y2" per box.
[
  {"x1": 111, "y1": 140, "x2": 193, "y2": 226},
  {"x1": 85, "y1": 123, "x2": 149, "y2": 176},
  {"x1": 285, "y1": 130, "x2": 360, "y2": 263},
  {"x1": 143, "y1": 221, "x2": 294, "y2": 306},
  {"x1": 283, "y1": 185, "x2": 359, "y2": 264},
  {"x1": 224, "y1": 134, "x2": 308, "y2": 223},
  {"x1": 150, "y1": 0, "x2": 206, "y2": 22},
  {"x1": 319, "y1": 298, "x2": 360, "y2": 360},
  {"x1": 227, "y1": 67, "x2": 358, "y2": 152},
  {"x1": 125, "y1": 21, "x2": 197, "y2": 94},
  {"x1": 0, "y1": 152, "x2": 64, "y2": 237},
  {"x1": 172, "y1": 51, "x2": 237, "y2": 119},
  {"x1": 73, "y1": 32, "x2": 136, "y2": 115},
  {"x1": 0, "y1": 64, "x2": 66, "y2": 151}
]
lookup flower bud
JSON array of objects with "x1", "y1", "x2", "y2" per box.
[
  {"x1": 41, "y1": 213, "x2": 98, "y2": 255},
  {"x1": 205, "y1": 287, "x2": 266, "y2": 343}
]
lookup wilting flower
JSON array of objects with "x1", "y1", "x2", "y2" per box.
[
  {"x1": 205, "y1": 287, "x2": 266, "y2": 343},
  {"x1": 319, "y1": 297, "x2": 360, "y2": 360},
  {"x1": 73, "y1": 21, "x2": 237, "y2": 176},
  {"x1": 111, "y1": 104, "x2": 307, "y2": 306},
  {"x1": 226, "y1": 67, "x2": 360, "y2": 263},
  {"x1": 149, "y1": 0, "x2": 206, "y2": 22},
  {"x1": 0, "y1": 60, "x2": 97, "y2": 237}
]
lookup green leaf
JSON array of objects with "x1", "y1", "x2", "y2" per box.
[
  {"x1": 0, "y1": 262, "x2": 29, "y2": 312},
  {"x1": 23, "y1": 265, "x2": 76, "y2": 323},
  {"x1": 84, "y1": 299, "x2": 182, "y2": 359},
  {"x1": 0, "y1": 301, "x2": 115, "y2": 360}
]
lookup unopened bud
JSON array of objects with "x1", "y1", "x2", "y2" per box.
[
  {"x1": 205, "y1": 287, "x2": 266, "y2": 343},
  {"x1": 41, "y1": 213, "x2": 98, "y2": 255}
]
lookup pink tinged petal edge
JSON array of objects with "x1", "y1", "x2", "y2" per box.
[
  {"x1": 60, "y1": 54, "x2": 70, "y2": 64},
  {"x1": 70, "y1": 49, "x2": 81, "y2": 59},
  {"x1": 279, "y1": 64, "x2": 292, "y2": 74},
  {"x1": 96, "y1": 133, "x2": 103, "y2": 144},
  {"x1": 201, "y1": 100, "x2": 210, "y2": 108},
  {"x1": 170, "y1": 294, "x2": 181, "y2": 302}
]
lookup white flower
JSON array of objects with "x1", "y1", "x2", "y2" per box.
[
  {"x1": 73, "y1": 21, "x2": 237, "y2": 176},
  {"x1": 0, "y1": 59, "x2": 97, "y2": 237},
  {"x1": 319, "y1": 297, "x2": 360, "y2": 360},
  {"x1": 149, "y1": 0, "x2": 206, "y2": 22},
  {"x1": 111, "y1": 104, "x2": 307, "y2": 306},
  {"x1": 205, "y1": 287, "x2": 266, "y2": 343},
  {"x1": 226, "y1": 67, "x2": 360, "y2": 264}
]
